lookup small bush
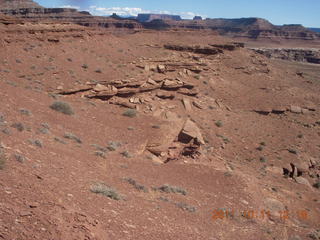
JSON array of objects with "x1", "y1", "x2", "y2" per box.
[
  {"x1": 175, "y1": 202, "x2": 196, "y2": 213},
  {"x1": 64, "y1": 132, "x2": 82, "y2": 143},
  {"x1": 54, "y1": 137, "x2": 66, "y2": 144},
  {"x1": 82, "y1": 64, "x2": 88, "y2": 69},
  {"x1": 155, "y1": 184, "x2": 187, "y2": 196},
  {"x1": 91, "y1": 144, "x2": 108, "y2": 153},
  {"x1": 0, "y1": 151, "x2": 6, "y2": 170},
  {"x1": 11, "y1": 123, "x2": 25, "y2": 132},
  {"x1": 122, "y1": 109, "x2": 137, "y2": 118},
  {"x1": 121, "y1": 151, "x2": 132, "y2": 158},
  {"x1": 313, "y1": 181, "x2": 320, "y2": 189},
  {"x1": 288, "y1": 149, "x2": 298, "y2": 155},
  {"x1": 28, "y1": 139, "x2": 43, "y2": 148},
  {"x1": 260, "y1": 157, "x2": 267, "y2": 163},
  {"x1": 19, "y1": 109, "x2": 31, "y2": 116},
  {"x1": 107, "y1": 141, "x2": 121, "y2": 151},
  {"x1": 14, "y1": 154, "x2": 26, "y2": 163},
  {"x1": 124, "y1": 178, "x2": 148, "y2": 192},
  {"x1": 90, "y1": 183, "x2": 121, "y2": 200},
  {"x1": 215, "y1": 120, "x2": 223, "y2": 128},
  {"x1": 256, "y1": 146, "x2": 264, "y2": 151},
  {"x1": 50, "y1": 101, "x2": 74, "y2": 115},
  {"x1": 94, "y1": 151, "x2": 106, "y2": 159}
]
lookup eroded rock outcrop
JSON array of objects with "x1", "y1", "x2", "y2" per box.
[{"x1": 251, "y1": 48, "x2": 320, "y2": 64}]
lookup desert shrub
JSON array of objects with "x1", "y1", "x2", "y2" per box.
[
  {"x1": 260, "y1": 157, "x2": 267, "y2": 163},
  {"x1": 0, "y1": 150, "x2": 6, "y2": 170},
  {"x1": 313, "y1": 181, "x2": 320, "y2": 189},
  {"x1": 54, "y1": 137, "x2": 66, "y2": 144},
  {"x1": 50, "y1": 101, "x2": 74, "y2": 115},
  {"x1": 124, "y1": 178, "x2": 148, "y2": 192},
  {"x1": 155, "y1": 184, "x2": 187, "y2": 196},
  {"x1": 64, "y1": 132, "x2": 82, "y2": 143},
  {"x1": 90, "y1": 183, "x2": 121, "y2": 200},
  {"x1": 215, "y1": 120, "x2": 223, "y2": 128},
  {"x1": 11, "y1": 123, "x2": 25, "y2": 132},
  {"x1": 175, "y1": 202, "x2": 196, "y2": 212},
  {"x1": 107, "y1": 141, "x2": 121, "y2": 151},
  {"x1": 94, "y1": 151, "x2": 106, "y2": 159},
  {"x1": 19, "y1": 109, "x2": 31, "y2": 116},
  {"x1": 288, "y1": 149, "x2": 298, "y2": 154},
  {"x1": 122, "y1": 109, "x2": 137, "y2": 118},
  {"x1": 28, "y1": 139, "x2": 43, "y2": 148},
  {"x1": 14, "y1": 154, "x2": 26, "y2": 163},
  {"x1": 256, "y1": 146, "x2": 264, "y2": 151},
  {"x1": 121, "y1": 151, "x2": 132, "y2": 158}
]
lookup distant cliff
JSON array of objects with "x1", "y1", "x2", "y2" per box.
[
  {"x1": 137, "y1": 14, "x2": 181, "y2": 22},
  {"x1": 0, "y1": 0, "x2": 42, "y2": 9}
]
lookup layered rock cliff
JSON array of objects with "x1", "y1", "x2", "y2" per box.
[{"x1": 0, "y1": 0, "x2": 42, "y2": 9}]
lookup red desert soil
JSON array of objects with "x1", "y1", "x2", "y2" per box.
[{"x1": 0, "y1": 22, "x2": 319, "y2": 240}]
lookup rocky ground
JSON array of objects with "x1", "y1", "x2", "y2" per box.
[{"x1": 0, "y1": 20, "x2": 319, "y2": 240}]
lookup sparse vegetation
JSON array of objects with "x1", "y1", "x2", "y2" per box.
[
  {"x1": 94, "y1": 151, "x2": 106, "y2": 159},
  {"x1": 107, "y1": 141, "x2": 121, "y2": 151},
  {"x1": 122, "y1": 109, "x2": 137, "y2": 118},
  {"x1": 154, "y1": 184, "x2": 187, "y2": 196},
  {"x1": 215, "y1": 120, "x2": 223, "y2": 128},
  {"x1": 64, "y1": 132, "x2": 82, "y2": 144},
  {"x1": 124, "y1": 178, "x2": 148, "y2": 192},
  {"x1": 81, "y1": 64, "x2": 88, "y2": 69},
  {"x1": 288, "y1": 148, "x2": 298, "y2": 154},
  {"x1": 260, "y1": 157, "x2": 267, "y2": 163},
  {"x1": 0, "y1": 149, "x2": 6, "y2": 170},
  {"x1": 11, "y1": 123, "x2": 25, "y2": 132},
  {"x1": 256, "y1": 146, "x2": 264, "y2": 151},
  {"x1": 121, "y1": 150, "x2": 132, "y2": 158},
  {"x1": 175, "y1": 202, "x2": 196, "y2": 212},
  {"x1": 54, "y1": 137, "x2": 66, "y2": 144},
  {"x1": 50, "y1": 101, "x2": 74, "y2": 115},
  {"x1": 91, "y1": 144, "x2": 108, "y2": 153},
  {"x1": 28, "y1": 139, "x2": 43, "y2": 148},
  {"x1": 14, "y1": 154, "x2": 26, "y2": 163},
  {"x1": 19, "y1": 109, "x2": 31, "y2": 116},
  {"x1": 90, "y1": 183, "x2": 121, "y2": 200},
  {"x1": 313, "y1": 181, "x2": 320, "y2": 189}
]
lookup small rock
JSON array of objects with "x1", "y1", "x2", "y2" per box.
[
  {"x1": 290, "y1": 105, "x2": 302, "y2": 114},
  {"x1": 193, "y1": 100, "x2": 204, "y2": 109},
  {"x1": 157, "y1": 64, "x2": 166, "y2": 73},
  {"x1": 28, "y1": 202, "x2": 39, "y2": 208},
  {"x1": 179, "y1": 119, "x2": 205, "y2": 145},
  {"x1": 182, "y1": 98, "x2": 192, "y2": 111},
  {"x1": 156, "y1": 91, "x2": 175, "y2": 99},
  {"x1": 295, "y1": 177, "x2": 312, "y2": 188},
  {"x1": 20, "y1": 211, "x2": 32, "y2": 217}
]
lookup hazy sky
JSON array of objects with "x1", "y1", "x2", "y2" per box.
[{"x1": 36, "y1": 0, "x2": 320, "y2": 27}]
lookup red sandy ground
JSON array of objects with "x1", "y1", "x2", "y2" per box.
[{"x1": 0, "y1": 22, "x2": 319, "y2": 240}]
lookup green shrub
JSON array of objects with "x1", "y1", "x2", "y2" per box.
[
  {"x1": 50, "y1": 101, "x2": 74, "y2": 115},
  {"x1": 215, "y1": 120, "x2": 223, "y2": 128},
  {"x1": 0, "y1": 153, "x2": 6, "y2": 170},
  {"x1": 124, "y1": 178, "x2": 148, "y2": 192},
  {"x1": 64, "y1": 132, "x2": 82, "y2": 143},
  {"x1": 90, "y1": 183, "x2": 121, "y2": 200},
  {"x1": 122, "y1": 109, "x2": 137, "y2": 118},
  {"x1": 155, "y1": 184, "x2": 187, "y2": 196}
]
